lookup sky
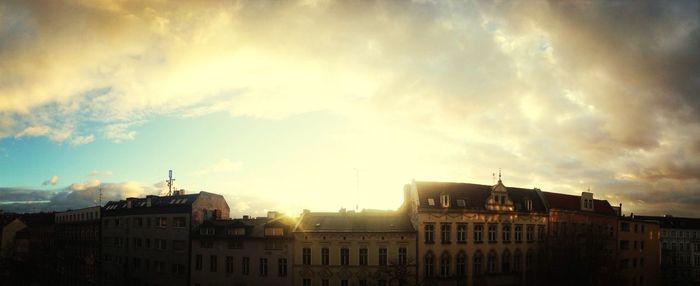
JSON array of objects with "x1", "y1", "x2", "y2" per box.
[{"x1": 1, "y1": 0, "x2": 699, "y2": 218}]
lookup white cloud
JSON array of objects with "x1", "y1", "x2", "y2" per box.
[
  {"x1": 42, "y1": 175, "x2": 59, "y2": 186},
  {"x1": 70, "y1": 134, "x2": 95, "y2": 145}
]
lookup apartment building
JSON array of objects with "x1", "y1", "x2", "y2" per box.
[
  {"x1": 101, "y1": 191, "x2": 229, "y2": 286},
  {"x1": 635, "y1": 215, "x2": 700, "y2": 286},
  {"x1": 617, "y1": 216, "x2": 660, "y2": 286},
  {"x1": 55, "y1": 206, "x2": 101, "y2": 286},
  {"x1": 293, "y1": 209, "x2": 417, "y2": 286},
  {"x1": 190, "y1": 212, "x2": 295, "y2": 286},
  {"x1": 541, "y1": 191, "x2": 619, "y2": 286},
  {"x1": 404, "y1": 178, "x2": 549, "y2": 286}
]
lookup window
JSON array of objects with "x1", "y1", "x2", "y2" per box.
[
  {"x1": 503, "y1": 224, "x2": 511, "y2": 242},
  {"x1": 456, "y1": 252, "x2": 466, "y2": 276},
  {"x1": 379, "y1": 248, "x2": 388, "y2": 266},
  {"x1": 259, "y1": 258, "x2": 268, "y2": 276},
  {"x1": 487, "y1": 251, "x2": 497, "y2": 273},
  {"x1": 134, "y1": 217, "x2": 143, "y2": 227},
  {"x1": 634, "y1": 240, "x2": 638, "y2": 249},
  {"x1": 621, "y1": 222, "x2": 630, "y2": 232},
  {"x1": 278, "y1": 258, "x2": 287, "y2": 276},
  {"x1": 156, "y1": 239, "x2": 167, "y2": 250},
  {"x1": 440, "y1": 194, "x2": 450, "y2": 207},
  {"x1": 641, "y1": 241, "x2": 645, "y2": 250},
  {"x1": 200, "y1": 240, "x2": 213, "y2": 249},
  {"x1": 226, "y1": 256, "x2": 233, "y2": 274},
  {"x1": 173, "y1": 217, "x2": 186, "y2": 228},
  {"x1": 265, "y1": 227, "x2": 284, "y2": 236},
  {"x1": 620, "y1": 240, "x2": 630, "y2": 250},
  {"x1": 172, "y1": 264, "x2": 185, "y2": 276},
  {"x1": 195, "y1": 255, "x2": 203, "y2": 270},
  {"x1": 440, "y1": 253, "x2": 450, "y2": 277},
  {"x1": 441, "y1": 223, "x2": 451, "y2": 243},
  {"x1": 157, "y1": 217, "x2": 167, "y2": 227},
  {"x1": 525, "y1": 199, "x2": 533, "y2": 211},
  {"x1": 474, "y1": 224, "x2": 483, "y2": 243},
  {"x1": 228, "y1": 240, "x2": 243, "y2": 249},
  {"x1": 537, "y1": 225, "x2": 545, "y2": 242},
  {"x1": 227, "y1": 227, "x2": 246, "y2": 236},
  {"x1": 340, "y1": 248, "x2": 350, "y2": 265},
  {"x1": 134, "y1": 238, "x2": 142, "y2": 248},
  {"x1": 359, "y1": 280, "x2": 367, "y2": 286},
  {"x1": 242, "y1": 257, "x2": 250, "y2": 275},
  {"x1": 322, "y1": 279, "x2": 329, "y2": 286},
  {"x1": 322, "y1": 247, "x2": 330, "y2": 265},
  {"x1": 427, "y1": 198, "x2": 435, "y2": 206},
  {"x1": 425, "y1": 253, "x2": 434, "y2": 277},
  {"x1": 303, "y1": 279, "x2": 311, "y2": 286},
  {"x1": 457, "y1": 224, "x2": 467, "y2": 242},
  {"x1": 695, "y1": 255, "x2": 700, "y2": 267},
  {"x1": 210, "y1": 255, "x2": 217, "y2": 272},
  {"x1": 359, "y1": 248, "x2": 368, "y2": 266},
  {"x1": 473, "y1": 252, "x2": 483, "y2": 276},
  {"x1": 525, "y1": 251, "x2": 533, "y2": 271},
  {"x1": 456, "y1": 199, "x2": 466, "y2": 207},
  {"x1": 173, "y1": 240, "x2": 186, "y2": 251},
  {"x1": 502, "y1": 251, "x2": 511, "y2": 272},
  {"x1": 488, "y1": 224, "x2": 497, "y2": 242},
  {"x1": 513, "y1": 251, "x2": 522, "y2": 272},
  {"x1": 399, "y1": 247, "x2": 407, "y2": 265},
  {"x1": 425, "y1": 224, "x2": 435, "y2": 243},
  {"x1": 526, "y1": 225, "x2": 534, "y2": 242},
  {"x1": 200, "y1": 228, "x2": 215, "y2": 235},
  {"x1": 341, "y1": 280, "x2": 349, "y2": 286},
  {"x1": 303, "y1": 248, "x2": 311, "y2": 265},
  {"x1": 515, "y1": 225, "x2": 523, "y2": 242},
  {"x1": 378, "y1": 280, "x2": 387, "y2": 286}
]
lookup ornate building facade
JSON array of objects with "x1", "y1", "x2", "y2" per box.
[{"x1": 404, "y1": 177, "x2": 549, "y2": 286}]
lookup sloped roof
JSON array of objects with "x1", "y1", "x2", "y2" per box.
[
  {"x1": 193, "y1": 215, "x2": 295, "y2": 238},
  {"x1": 414, "y1": 181, "x2": 547, "y2": 213},
  {"x1": 295, "y1": 211, "x2": 415, "y2": 233},
  {"x1": 541, "y1": 191, "x2": 616, "y2": 216},
  {"x1": 102, "y1": 193, "x2": 202, "y2": 216}
]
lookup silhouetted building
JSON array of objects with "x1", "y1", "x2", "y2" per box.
[
  {"x1": 4, "y1": 212, "x2": 57, "y2": 285},
  {"x1": 101, "y1": 191, "x2": 229, "y2": 286},
  {"x1": 634, "y1": 215, "x2": 700, "y2": 286},
  {"x1": 541, "y1": 191, "x2": 619, "y2": 286},
  {"x1": 191, "y1": 211, "x2": 295, "y2": 286},
  {"x1": 55, "y1": 206, "x2": 101, "y2": 286},
  {"x1": 293, "y1": 209, "x2": 417, "y2": 286},
  {"x1": 617, "y1": 216, "x2": 660, "y2": 286}
]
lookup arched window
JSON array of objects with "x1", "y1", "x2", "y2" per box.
[
  {"x1": 456, "y1": 251, "x2": 467, "y2": 277},
  {"x1": 502, "y1": 249, "x2": 511, "y2": 273},
  {"x1": 440, "y1": 252, "x2": 451, "y2": 277},
  {"x1": 513, "y1": 249, "x2": 522, "y2": 273},
  {"x1": 473, "y1": 251, "x2": 483, "y2": 277},
  {"x1": 487, "y1": 250, "x2": 498, "y2": 273},
  {"x1": 526, "y1": 249, "x2": 534, "y2": 271},
  {"x1": 425, "y1": 252, "x2": 435, "y2": 277}
]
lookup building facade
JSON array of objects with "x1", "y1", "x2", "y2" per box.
[
  {"x1": 635, "y1": 215, "x2": 700, "y2": 286},
  {"x1": 101, "y1": 191, "x2": 229, "y2": 286},
  {"x1": 541, "y1": 191, "x2": 619, "y2": 286},
  {"x1": 293, "y1": 209, "x2": 417, "y2": 286},
  {"x1": 55, "y1": 206, "x2": 102, "y2": 286},
  {"x1": 404, "y1": 178, "x2": 549, "y2": 286},
  {"x1": 190, "y1": 211, "x2": 295, "y2": 286},
  {"x1": 617, "y1": 216, "x2": 660, "y2": 286}
]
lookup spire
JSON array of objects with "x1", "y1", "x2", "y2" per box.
[{"x1": 498, "y1": 168, "x2": 502, "y2": 183}]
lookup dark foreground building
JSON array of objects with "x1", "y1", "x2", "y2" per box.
[{"x1": 55, "y1": 206, "x2": 101, "y2": 286}]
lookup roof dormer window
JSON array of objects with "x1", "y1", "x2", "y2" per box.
[
  {"x1": 427, "y1": 198, "x2": 435, "y2": 206},
  {"x1": 456, "y1": 199, "x2": 466, "y2": 207},
  {"x1": 525, "y1": 199, "x2": 533, "y2": 211},
  {"x1": 440, "y1": 194, "x2": 450, "y2": 208}
]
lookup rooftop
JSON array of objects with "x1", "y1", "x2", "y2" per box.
[{"x1": 294, "y1": 210, "x2": 414, "y2": 233}]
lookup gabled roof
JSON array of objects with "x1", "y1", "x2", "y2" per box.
[
  {"x1": 294, "y1": 210, "x2": 415, "y2": 233},
  {"x1": 541, "y1": 191, "x2": 616, "y2": 216},
  {"x1": 414, "y1": 181, "x2": 547, "y2": 213}
]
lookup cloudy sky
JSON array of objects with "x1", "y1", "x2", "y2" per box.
[{"x1": 1, "y1": 0, "x2": 699, "y2": 217}]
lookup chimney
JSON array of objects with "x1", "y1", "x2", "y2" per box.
[
  {"x1": 267, "y1": 211, "x2": 278, "y2": 219},
  {"x1": 243, "y1": 215, "x2": 249, "y2": 219},
  {"x1": 126, "y1": 198, "x2": 137, "y2": 208}
]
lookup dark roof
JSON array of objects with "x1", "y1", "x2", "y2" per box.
[
  {"x1": 295, "y1": 211, "x2": 415, "y2": 233},
  {"x1": 634, "y1": 215, "x2": 700, "y2": 230},
  {"x1": 102, "y1": 192, "x2": 207, "y2": 216},
  {"x1": 193, "y1": 215, "x2": 295, "y2": 238},
  {"x1": 18, "y1": 212, "x2": 55, "y2": 227},
  {"x1": 542, "y1": 192, "x2": 616, "y2": 216},
  {"x1": 414, "y1": 181, "x2": 547, "y2": 213}
]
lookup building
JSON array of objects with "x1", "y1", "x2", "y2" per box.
[
  {"x1": 404, "y1": 178, "x2": 549, "y2": 286},
  {"x1": 101, "y1": 191, "x2": 230, "y2": 286},
  {"x1": 617, "y1": 216, "x2": 660, "y2": 286},
  {"x1": 634, "y1": 215, "x2": 700, "y2": 286},
  {"x1": 190, "y1": 211, "x2": 295, "y2": 286},
  {"x1": 293, "y1": 209, "x2": 417, "y2": 286},
  {"x1": 541, "y1": 191, "x2": 619, "y2": 286},
  {"x1": 55, "y1": 206, "x2": 102, "y2": 286},
  {"x1": 4, "y1": 212, "x2": 57, "y2": 285}
]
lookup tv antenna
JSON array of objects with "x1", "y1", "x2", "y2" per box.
[{"x1": 166, "y1": 170, "x2": 175, "y2": 196}]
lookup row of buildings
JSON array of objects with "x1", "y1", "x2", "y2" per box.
[{"x1": 1, "y1": 178, "x2": 699, "y2": 286}]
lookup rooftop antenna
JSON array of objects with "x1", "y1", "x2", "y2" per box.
[
  {"x1": 98, "y1": 187, "x2": 102, "y2": 206},
  {"x1": 498, "y1": 168, "x2": 502, "y2": 182},
  {"x1": 354, "y1": 168, "x2": 359, "y2": 212},
  {"x1": 167, "y1": 170, "x2": 175, "y2": 196}
]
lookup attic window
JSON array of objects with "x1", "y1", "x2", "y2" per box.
[
  {"x1": 440, "y1": 194, "x2": 450, "y2": 207},
  {"x1": 525, "y1": 199, "x2": 533, "y2": 211},
  {"x1": 456, "y1": 199, "x2": 466, "y2": 207},
  {"x1": 427, "y1": 198, "x2": 435, "y2": 206}
]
